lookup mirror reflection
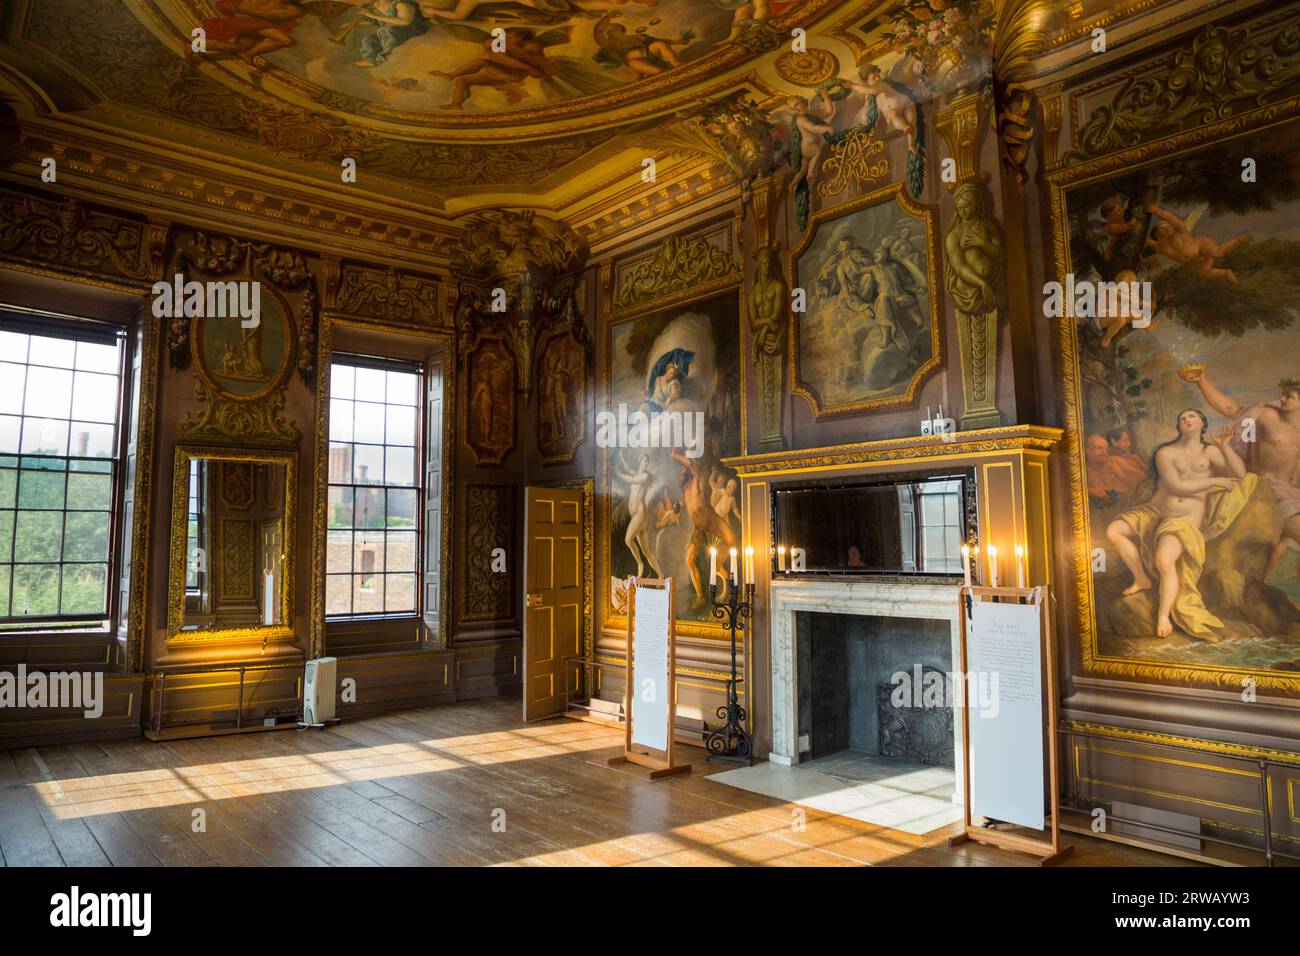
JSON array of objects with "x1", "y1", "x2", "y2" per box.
[{"x1": 180, "y1": 457, "x2": 287, "y2": 632}]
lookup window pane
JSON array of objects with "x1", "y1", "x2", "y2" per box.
[
  {"x1": 385, "y1": 404, "x2": 415, "y2": 445},
  {"x1": 16, "y1": 511, "x2": 63, "y2": 561},
  {"x1": 18, "y1": 467, "x2": 65, "y2": 509},
  {"x1": 386, "y1": 370, "x2": 417, "y2": 405},
  {"x1": 21, "y1": 418, "x2": 68, "y2": 456},
  {"x1": 0, "y1": 564, "x2": 9, "y2": 616},
  {"x1": 353, "y1": 444, "x2": 383, "y2": 484},
  {"x1": 0, "y1": 416, "x2": 18, "y2": 453},
  {"x1": 329, "y1": 399, "x2": 354, "y2": 441},
  {"x1": 70, "y1": 422, "x2": 116, "y2": 459},
  {"x1": 387, "y1": 488, "x2": 416, "y2": 528},
  {"x1": 67, "y1": 472, "x2": 111, "y2": 510},
  {"x1": 0, "y1": 466, "x2": 13, "y2": 509},
  {"x1": 0, "y1": 510, "x2": 12, "y2": 561},
  {"x1": 326, "y1": 574, "x2": 351, "y2": 615},
  {"x1": 355, "y1": 367, "x2": 386, "y2": 402},
  {"x1": 28, "y1": 335, "x2": 74, "y2": 369},
  {"x1": 357, "y1": 530, "x2": 385, "y2": 574},
  {"x1": 326, "y1": 530, "x2": 352, "y2": 573},
  {"x1": 354, "y1": 488, "x2": 385, "y2": 529},
  {"x1": 63, "y1": 512, "x2": 110, "y2": 562},
  {"x1": 327, "y1": 486, "x2": 353, "y2": 528},
  {"x1": 354, "y1": 401, "x2": 385, "y2": 444},
  {"x1": 60, "y1": 564, "x2": 107, "y2": 615},
  {"x1": 71, "y1": 372, "x2": 119, "y2": 423},
  {"x1": 352, "y1": 575, "x2": 383, "y2": 614},
  {"x1": 75, "y1": 340, "x2": 120, "y2": 373},
  {"x1": 11, "y1": 564, "x2": 59, "y2": 616},
  {"x1": 0, "y1": 331, "x2": 28, "y2": 362},
  {"x1": 329, "y1": 443, "x2": 353, "y2": 484},
  {"x1": 331, "y1": 364, "x2": 354, "y2": 399},
  {"x1": 386, "y1": 531, "x2": 416, "y2": 572},
  {"x1": 385, "y1": 446, "x2": 415, "y2": 487},
  {"x1": 0, "y1": 364, "x2": 26, "y2": 414},
  {"x1": 25, "y1": 365, "x2": 73, "y2": 418},
  {"x1": 385, "y1": 574, "x2": 415, "y2": 613}
]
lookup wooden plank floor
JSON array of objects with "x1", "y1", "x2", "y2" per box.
[{"x1": 0, "y1": 698, "x2": 1195, "y2": 867}]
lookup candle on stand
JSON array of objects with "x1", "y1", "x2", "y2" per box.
[
  {"x1": 961, "y1": 544, "x2": 972, "y2": 588},
  {"x1": 777, "y1": 545, "x2": 786, "y2": 573},
  {"x1": 987, "y1": 544, "x2": 999, "y2": 588},
  {"x1": 729, "y1": 547, "x2": 738, "y2": 585},
  {"x1": 744, "y1": 547, "x2": 754, "y2": 586},
  {"x1": 1015, "y1": 545, "x2": 1026, "y2": 588},
  {"x1": 709, "y1": 547, "x2": 717, "y2": 589}
]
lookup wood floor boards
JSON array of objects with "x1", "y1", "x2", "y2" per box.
[{"x1": 0, "y1": 698, "x2": 1193, "y2": 867}]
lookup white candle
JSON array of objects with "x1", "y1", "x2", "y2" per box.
[
  {"x1": 988, "y1": 544, "x2": 999, "y2": 588},
  {"x1": 709, "y1": 547, "x2": 717, "y2": 588},
  {"x1": 729, "y1": 547, "x2": 738, "y2": 584},
  {"x1": 777, "y1": 545, "x2": 786, "y2": 572},
  {"x1": 1015, "y1": 545, "x2": 1026, "y2": 588},
  {"x1": 744, "y1": 547, "x2": 754, "y2": 586},
  {"x1": 961, "y1": 545, "x2": 971, "y2": 588}
]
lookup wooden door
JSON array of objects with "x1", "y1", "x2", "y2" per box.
[{"x1": 522, "y1": 486, "x2": 584, "y2": 721}]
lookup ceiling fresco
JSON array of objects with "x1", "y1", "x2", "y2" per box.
[{"x1": 0, "y1": 0, "x2": 1010, "y2": 217}]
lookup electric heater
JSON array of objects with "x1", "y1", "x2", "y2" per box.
[{"x1": 302, "y1": 657, "x2": 337, "y2": 727}]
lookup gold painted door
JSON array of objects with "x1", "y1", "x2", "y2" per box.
[{"x1": 523, "y1": 486, "x2": 584, "y2": 721}]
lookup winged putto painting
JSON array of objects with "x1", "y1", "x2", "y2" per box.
[{"x1": 1067, "y1": 116, "x2": 1300, "y2": 681}]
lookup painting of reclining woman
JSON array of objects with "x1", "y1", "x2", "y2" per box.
[
  {"x1": 606, "y1": 290, "x2": 742, "y2": 626},
  {"x1": 790, "y1": 186, "x2": 940, "y2": 416},
  {"x1": 1066, "y1": 117, "x2": 1300, "y2": 680}
]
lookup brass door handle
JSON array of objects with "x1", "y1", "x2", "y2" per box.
[{"x1": 526, "y1": 592, "x2": 543, "y2": 609}]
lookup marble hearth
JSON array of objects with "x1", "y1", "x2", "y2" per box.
[{"x1": 767, "y1": 578, "x2": 966, "y2": 801}]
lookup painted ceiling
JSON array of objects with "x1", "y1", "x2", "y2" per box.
[{"x1": 0, "y1": 0, "x2": 1021, "y2": 220}]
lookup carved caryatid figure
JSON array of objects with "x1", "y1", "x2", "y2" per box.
[
  {"x1": 944, "y1": 182, "x2": 1002, "y2": 316},
  {"x1": 748, "y1": 244, "x2": 786, "y2": 448}
]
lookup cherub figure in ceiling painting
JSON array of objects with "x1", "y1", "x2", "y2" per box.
[
  {"x1": 817, "y1": 61, "x2": 926, "y2": 199},
  {"x1": 351, "y1": 1, "x2": 431, "y2": 67},
  {"x1": 428, "y1": 25, "x2": 617, "y2": 108},
  {"x1": 591, "y1": 10, "x2": 693, "y2": 77},
  {"x1": 199, "y1": 0, "x2": 343, "y2": 64}
]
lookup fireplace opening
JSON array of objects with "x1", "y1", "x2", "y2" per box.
[{"x1": 796, "y1": 611, "x2": 955, "y2": 771}]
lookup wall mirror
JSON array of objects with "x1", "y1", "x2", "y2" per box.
[{"x1": 168, "y1": 446, "x2": 295, "y2": 641}]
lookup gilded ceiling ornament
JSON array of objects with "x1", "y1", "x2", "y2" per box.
[
  {"x1": 992, "y1": 0, "x2": 1068, "y2": 183},
  {"x1": 774, "y1": 48, "x2": 839, "y2": 86},
  {"x1": 615, "y1": 233, "x2": 739, "y2": 310},
  {"x1": 814, "y1": 127, "x2": 890, "y2": 199},
  {"x1": 1068, "y1": 21, "x2": 1300, "y2": 161}
]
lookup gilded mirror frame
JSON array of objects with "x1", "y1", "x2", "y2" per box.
[{"x1": 167, "y1": 444, "x2": 297, "y2": 644}]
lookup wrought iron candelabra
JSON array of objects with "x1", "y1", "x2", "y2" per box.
[{"x1": 704, "y1": 578, "x2": 753, "y2": 764}]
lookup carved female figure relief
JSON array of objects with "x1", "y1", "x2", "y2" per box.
[{"x1": 943, "y1": 182, "x2": 1003, "y2": 316}]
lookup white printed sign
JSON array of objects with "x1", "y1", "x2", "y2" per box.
[
  {"x1": 967, "y1": 599, "x2": 1045, "y2": 831},
  {"x1": 630, "y1": 584, "x2": 671, "y2": 753}
]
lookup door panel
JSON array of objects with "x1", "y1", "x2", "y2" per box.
[{"x1": 523, "y1": 485, "x2": 585, "y2": 721}]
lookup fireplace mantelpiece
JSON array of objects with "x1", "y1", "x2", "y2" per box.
[{"x1": 768, "y1": 577, "x2": 966, "y2": 797}]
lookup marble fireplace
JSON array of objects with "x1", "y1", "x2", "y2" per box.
[{"x1": 768, "y1": 578, "x2": 966, "y2": 801}]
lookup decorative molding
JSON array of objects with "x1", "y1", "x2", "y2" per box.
[
  {"x1": 749, "y1": 243, "x2": 786, "y2": 451},
  {"x1": 614, "y1": 231, "x2": 739, "y2": 311},
  {"x1": 459, "y1": 481, "x2": 515, "y2": 624},
  {"x1": 774, "y1": 48, "x2": 839, "y2": 86},
  {"x1": 461, "y1": 335, "x2": 518, "y2": 468},
  {"x1": 536, "y1": 306, "x2": 590, "y2": 466},
  {"x1": 934, "y1": 90, "x2": 991, "y2": 191},
  {"x1": 0, "y1": 191, "x2": 161, "y2": 287},
  {"x1": 724, "y1": 424, "x2": 1062, "y2": 476},
  {"x1": 178, "y1": 379, "x2": 300, "y2": 446},
  {"x1": 333, "y1": 264, "x2": 439, "y2": 327},
  {"x1": 1066, "y1": 20, "x2": 1300, "y2": 162}
]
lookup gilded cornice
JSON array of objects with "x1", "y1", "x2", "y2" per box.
[{"x1": 725, "y1": 424, "x2": 1063, "y2": 476}]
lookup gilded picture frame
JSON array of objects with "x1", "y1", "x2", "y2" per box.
[
  {"x1": 1048, "y1": 103, "x2": 1300, "y2": 695},
  {"x1": 788, "y1": 181, "x2": 943, "y2": 420},
  {"x1": 166, "y1": 444, "x2": 297, "y2": 645},
  {"x1": 189, "y1": 280, "x2": 295, "y2": 403},
  {"x1": 600, "y1": 278, "x2": 746, "y2": 641}
]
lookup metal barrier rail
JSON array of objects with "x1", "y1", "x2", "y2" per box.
[
  {"x1": 151, "y1": 660, "x2": 304, "y2": 734},
  {"x1": 1059, "y1": 724, "x2": 1300, "y2": 867}
]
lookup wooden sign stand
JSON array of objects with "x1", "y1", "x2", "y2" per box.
[
  {"x1": 948, "y1": 584, "x2": 1072, "y2": 866},
  {"x1": 607, "y1": 578, "x2": 691, "y2": 780}
]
